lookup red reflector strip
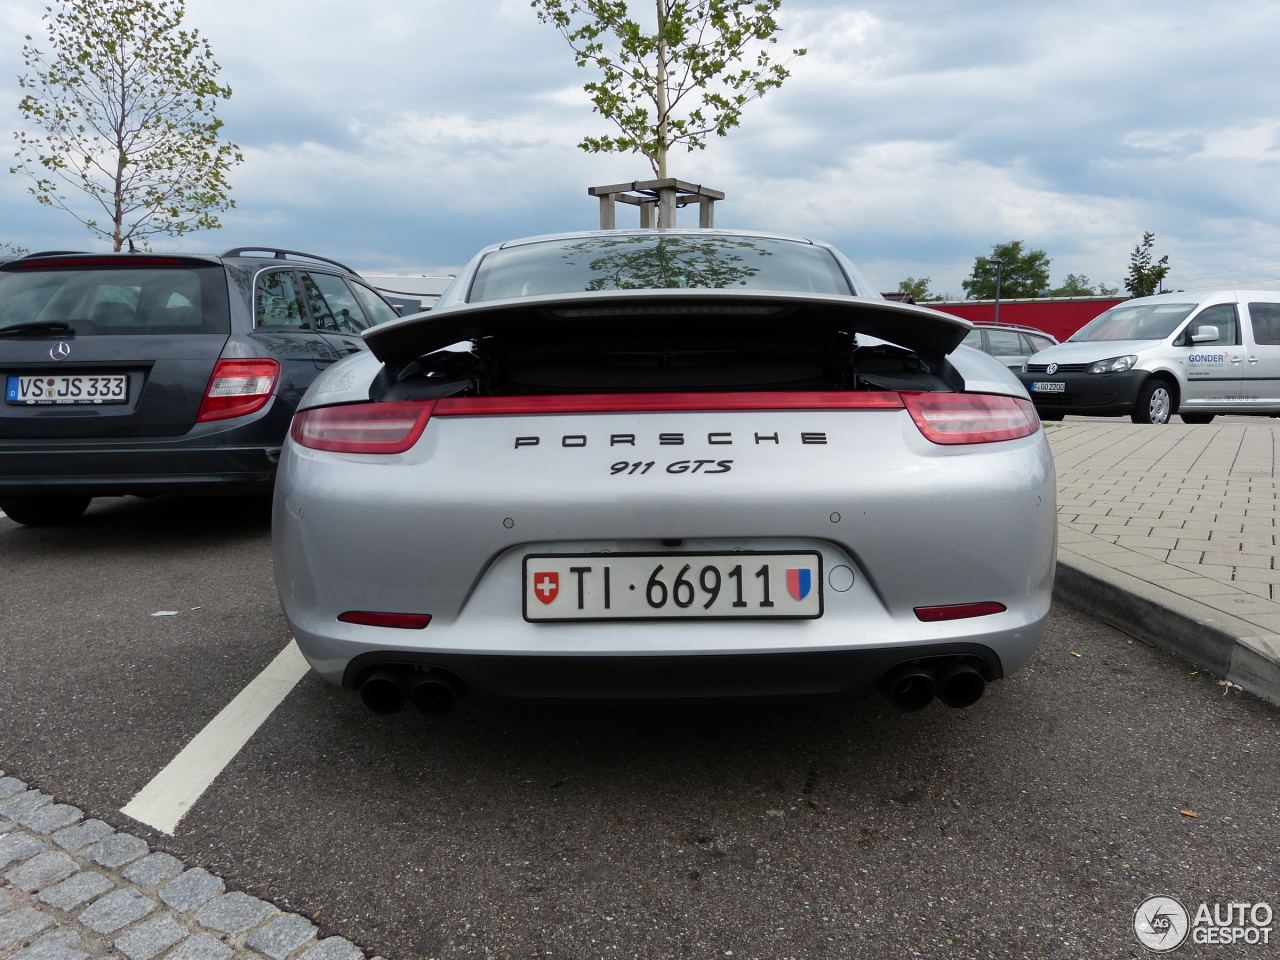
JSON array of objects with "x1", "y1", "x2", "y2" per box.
[
  {"x1": 338, "y1": 611, "x2": 432, "y2": 629},
  {"x1": 291, "y1": 400, "x2": 437, "y2": 453},
  {"x1": 196, "y1": 359, "x2": 280, "y2": 422},
  {"x1": 914, "y1": 602, "x2": 1007, "y2": 622},
  {"x1": 434, "y1": 391, "x2": 905, "y2": 416},
  {"x1": 902, "y1": 393, "x2": 1039, "y2": 445}
]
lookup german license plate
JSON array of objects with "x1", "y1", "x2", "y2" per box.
[
  {"x1": 1032, "y1": 381, "x2": 1065, "y2": 393},
  {"x1": 524, "y1": 552, "x2": 823, "y2": 621},
  {"x1": 6, "y1": 374, "x2": 128, "y2": 405}
]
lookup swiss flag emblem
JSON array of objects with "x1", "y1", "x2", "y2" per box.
[{"x1": 533, "y1": 571, "x2": 560, "y2": 604}]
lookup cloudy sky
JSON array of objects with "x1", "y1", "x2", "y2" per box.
[{"x1": 1, "y1": 0, "x2": 1278, "y2": 297}]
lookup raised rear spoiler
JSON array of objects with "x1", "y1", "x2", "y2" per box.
[{"x1": 363, "y1": 289, "x2": 973, "y2": 366}]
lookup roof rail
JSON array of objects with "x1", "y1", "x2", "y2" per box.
[
  {"x1": 219, "y1": 247, "x2": 357, "y2": 275},
  {"x1": 972, "y1": 321, "x2": 1058, "y2": 336}
]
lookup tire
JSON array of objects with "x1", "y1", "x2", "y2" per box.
[
  {"x1": 1132, "y1": 380, "x2": 1174, "y2": 424},
  {"x1": 0, "y1": 496, "x2": 92, "y2": 526},
  {"x1": 1181, "y1": 413, "x2": 1216, "y2": 424}
]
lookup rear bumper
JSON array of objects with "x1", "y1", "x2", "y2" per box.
[
  {"x1": 0, "y1": 393, "x2": 297, "y2": 497},
  {"x1": 0, "y1": 447, "x2": 277, "y2": 496},
  {"x1": 339, "y1": 643, "x2": 1006, "y2": 700},
  {"x1": 1018, "y1": 369, "x2": 1147, "y2": 416},
  {"x1": 0, "y1": 422, "x2": 283, "y2": 497}
]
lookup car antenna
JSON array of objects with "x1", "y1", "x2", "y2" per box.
[{"x1": 128, "y1": 238, "x2": 137, "y2": 253}]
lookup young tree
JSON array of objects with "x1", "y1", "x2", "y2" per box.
[
  {"x1": 11, "y1": 0, "x2": 242, "y2": 252},
  {"x1": 1124, "y1": 232, "x2": 1170, "y2": 298},
  {"x1": 961, "y1": 241, "x2": 1051, "y2": 300},
  {"x1": 1049, "y1": 273, "x2": 1096, "y2": 297},
  {"x1": 896, "y1": 277, "x2": 938, "y2": 302},
  {"x1": 531, "y1": 0, "x2": 805, "y2": 179}
]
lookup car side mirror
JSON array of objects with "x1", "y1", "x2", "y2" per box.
[{"x1": 1190, "y1": 325, "x2": 1219, "y2": 343}]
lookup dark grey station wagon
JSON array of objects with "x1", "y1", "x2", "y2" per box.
[{"x1": 0, "y1": 248, "x2": 399, "y2": 525}]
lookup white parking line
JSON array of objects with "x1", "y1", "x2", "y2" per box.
[{"x1": 121, "y1": 639, "x2": 311, "y2": 835}]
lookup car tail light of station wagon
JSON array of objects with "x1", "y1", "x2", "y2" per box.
[{"x1": 196, "y1": 359, "x2": 281, "y2": 422}]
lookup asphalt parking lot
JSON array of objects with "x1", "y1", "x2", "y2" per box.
[{"x1": 1, "y1": 495, "x2": 1278, "y2": 960}]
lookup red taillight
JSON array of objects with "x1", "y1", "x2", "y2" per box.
[
  {"x1": 914, "y1": 602, "x2": 1007, "y2": 622},
  {"x1": 434, "y1": 391, "x2": 905, "y2": 415},
  {"x1": 196, "y1": 359, "x2": 280, "y2": 422},
  {"x1": 291, "y1": 400, "x2": 437, "y2": 453},
  {"x1": 338, "y1": 611, "x2": 431, "y2": 629},
  {"x1": 902, "y1": 392, "x2": 1039, "y2": 445}
]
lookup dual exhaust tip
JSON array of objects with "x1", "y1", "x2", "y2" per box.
[
  {"x1": 361, "y1": 659, "x2": 983, "y2": 715},
  {"x1": 879, "y1": 659, "x2": 987, "y2": 711},
  {"x1": 359, "y1": 667, "x2": 466, "y2": 718}
]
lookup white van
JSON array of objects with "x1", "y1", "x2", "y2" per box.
[{"x1": 1017, "y1": 290, "x2": 1280, "y2": 424}]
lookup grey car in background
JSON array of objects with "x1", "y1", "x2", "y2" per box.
[
  {"x1": 0, "y1": 247, "x2": 399, "y2": 525},
  {"x1": 273, "y1": 229, "x2": 1057, "y2": 717},
  {"x1": 961, "y1": 322, "x2": 1058, "y2": 371}
]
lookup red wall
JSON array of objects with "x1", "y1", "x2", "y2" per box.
[{"x1": 927, "y1": 298, "x2": 1125, "y2": 342}]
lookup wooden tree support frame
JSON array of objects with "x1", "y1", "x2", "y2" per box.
[{"x1": 588, "y1": 179, "x2": 725, "y2": 230}]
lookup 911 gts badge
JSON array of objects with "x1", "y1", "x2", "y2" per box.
[
  {"x1": 787, "y1": 568, "x2": 813, "y2": 601},
  {"x1": 532, "y1": 572, "x2": 559, "y2": 604}
]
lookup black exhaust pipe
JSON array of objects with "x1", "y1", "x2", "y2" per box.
[
  {"x1": 408, "y1": 670, "x2": 466, "y2": 718},
  {"x1": 936, "y1": 662, "x2": 985, "y2": 709},
  {"x1": 878, "y1": 662, "x2": 936, "y2": 711},
  {"x1": 359, "y1": 668, "x2": 410, "y2": 715}
]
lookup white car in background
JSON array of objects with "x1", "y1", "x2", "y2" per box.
[{"x1": 1020, "y1": 290, "x2": 1280, "y2": 423}]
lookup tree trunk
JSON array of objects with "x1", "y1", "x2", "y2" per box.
[
  {"x1": 654, "y1": 0, "x2": 669, "y2": 180},
  {"x1": 112, "y1": 47, "x2": 127, "y2": 252}
]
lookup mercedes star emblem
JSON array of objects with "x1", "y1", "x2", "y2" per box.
[
  {"x1": 50, "y1": 342, "x2": 71, "y2": 361},
  {"x1": 1046, "y1": 362, "x2": 1059, "y2": 375}
]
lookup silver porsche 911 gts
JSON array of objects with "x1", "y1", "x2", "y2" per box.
[{"x1": 273, "y1": 229, "x2": 1056, "y2": 717}]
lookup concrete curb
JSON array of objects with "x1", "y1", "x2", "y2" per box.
[{"x1": 1054, "y1": 551, "x2": 1280, "y2": 707}]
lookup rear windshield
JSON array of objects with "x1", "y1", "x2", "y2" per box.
[
  {"x1": 0, "y1": 265, "x2": 230, "y2": 336},
  {"x1": 468, "y1": 235, "x2": 853, "y2": 302},
  {"x1": 1069, "y1": 302, "x2": 1196, "y2": 342}
]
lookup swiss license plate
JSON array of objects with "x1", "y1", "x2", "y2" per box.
[
  {"x1": 6, "y1": 374, "x2": 128, "y2": 405},
  {"x1": 524, "y1": 552, "x2": 823, "y2": 621},
  {"x1": 1032, "y1": 381, "x2": 1065, "y2": 394}
]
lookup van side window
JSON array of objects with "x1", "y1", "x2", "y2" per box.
[
  {"x1": 1249, "y1": 303, "x2": 1280, "y2": 345},
  {"x1": 1175, "y1": 304, "x2": 1238, "y2": 346}
]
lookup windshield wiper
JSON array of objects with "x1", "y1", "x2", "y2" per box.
[{"x1": 0, "y1": 321, "x2": 75, "y2": 337}]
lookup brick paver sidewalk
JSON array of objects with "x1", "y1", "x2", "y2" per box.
[
  {"x1": 1047, "y1": 418, "x2": 1280, "y2": 701},
  {"x1": 0, "y1": 776, "x2": 377, "y2": 960}
]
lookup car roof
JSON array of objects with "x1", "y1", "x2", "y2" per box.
[
  {"x1": 0, "y1": 248, "x2": 363, "y2": 276},
  {"x1": 1126, "y1": 289, "x2": 1280, "y2": 306},
  {"x1": 970, "y1": 322, "x2": 1058, "y2": 339}
]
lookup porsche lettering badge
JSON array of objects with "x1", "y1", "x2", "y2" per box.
[{"x1": 514, "y1": 431, "x2": 828, "y2": 449}]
